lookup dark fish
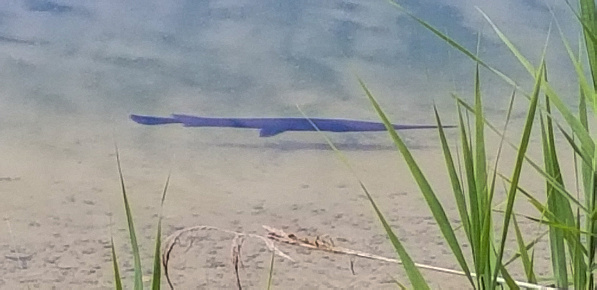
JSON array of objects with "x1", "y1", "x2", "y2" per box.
[{"x1": 131, "y1": 114, "x2": 453, "y2": 137}]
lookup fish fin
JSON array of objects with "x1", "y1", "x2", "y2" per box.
[
  {"x1": 259, "y1": 126, "x2": 285, "y2": 137},
  {"x1": 171, "y1": 114, "x2": 211, "y2": 127},
  {"x1": 130, "y1": 114, "x2": 180, "y2": 125}
]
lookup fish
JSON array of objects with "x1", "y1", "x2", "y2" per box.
[{"x1": 130, "y1": 114, "x2": 453, "y2": 137}]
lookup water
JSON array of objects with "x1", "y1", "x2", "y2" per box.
[{"x1": 0, "y1": 0, "x2": 580, "y2": 288}]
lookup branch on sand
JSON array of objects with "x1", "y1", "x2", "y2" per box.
[{"x1": 161, "y1": 225, "x2": 553, "y2": 290}]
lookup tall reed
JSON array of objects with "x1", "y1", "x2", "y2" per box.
[{"x1": 340, "y1": 0, "x2": 597, "y2": 288}]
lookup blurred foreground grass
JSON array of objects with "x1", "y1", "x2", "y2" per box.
[{"x1": 109, "y1": 1, "x2": 597, "y2": 289}]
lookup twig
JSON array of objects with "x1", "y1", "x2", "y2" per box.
[
  {"x1": 263, "y1": 225, "x2": 555, "y2": 290},
  {"x1": 231, "y1": 235, "x2": 244, "y2": 290},
  {"x1": 161, "y1": 224, "x2": 554, "y2": 289},
  {"x1": 161, "y1": 225, "x2": 293, "y2": 290},
  {"x1": 4, "y1": 217, "x2": 27, "y2": 269}
]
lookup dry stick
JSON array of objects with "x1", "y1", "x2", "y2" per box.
[
  {"x1": 161, "y1": 224, "x2": 554, "y2": 290},
  {"x1": 231, "y1": 235, "x2": 245, "y2": 290},
  {"x1": 262, "y1": 226, "x2": 555, "y2": 290},
  {"x1": 4, "y1": 217, "x2": 27, "y2": 269},
  {"x1": 161, "y1": 225, "x2": 294, "y2": 290}
]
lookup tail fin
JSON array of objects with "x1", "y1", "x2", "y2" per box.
[
  {"x1": 130, "y1": 114, "x2": 181, "y2": 125},
  {"x1": 259, "y1": 126, "x2": 286, "y2": 137}
]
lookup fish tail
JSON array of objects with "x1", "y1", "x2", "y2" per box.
[{"x1": 130, "y1": 114, "x2": 181, "y2": 125}]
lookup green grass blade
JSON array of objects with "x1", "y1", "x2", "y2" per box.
[
  {"x1": 501, "y1": 177, "x2": 592, "y2": 242},
  {"x1": 455, "y1": 97, "x2": 588, "y2": 213},
  {"x1": 476, "y1": 8, "x2": 535, "y2": 75},
  {"x1": 504, "y1": 229, "x2": 548, "y2": 268},
  {"x1": 543, "y1": 83, "x2": 594, "y2": 155},
  {"x1": 473, "y1": 63, "x2": 488, "y2": 219},
  {"x1": 566, "y1": 6, "x2": 597, "y2": 84},
  {"x1": 552, "y1": 13, "x2": 597, "y2": 113},
  {"x1": 579, "y1": 25, "x2": 591, "y2": 132},
  {"x1": 520, "y1": 217, "x2": 591, "y2": 239},
  {"x1": 457, "y1": 107, "x2": 479, "y2": 235},
  {"x1": 150, "y1": 222, "x2": 162, "y2": 290},
  {"x1": 434, "y1": 106, "x2": 471, "y2": 245},
  {"x1": 542, "y1": 68, "x2": 568, "y2": 286},
  {"x1": 267, "y1": 249, "x2": 275, "y2": 290},
  {"x1": 491, "y1": 62, "x2": 544, "y2": 288},
  {"x1": 456, "y1": 106, "x2": 482, "y2": 285},
  {"x1": 573, "y1": 211, "x2": 586, "y2": 289},
  {"x1": 358, "y1": 79, "x2": 473, "y2": 286},
  {"x1": 358, "y1": 181, "x2": 430, "y2": 289},
  {"x1": 571, "y1": 91, "x2": 587, "y2": 288},
  {"x1": 477, "y1": 7, "x2": 595, "y2": 155},
  {"x1": 111, "y1": 236, "x2": 123, "y2": 290},
  {"x1": 459, "y1": 108, "x2": 480, "y2": 234},
  {"x1": 545, "y1": 84, "x2": 584, "y2": 287},
  {"x1": 392, "y1": 277, "x2": 408, "y2": 290},
  {"x1": 558, "y1": 125, "x2": 592, "y2": 167},
  {"x1": 391, "y1": 0, "x2": 595, "y2": 156},
  {"x1": 578, "y1": 2, "x2": 597, "y2": 284},
  {"x1": 296, "y1": 105, "x2": 430, "y2": 289},
  {"x1": 577, "y1": 49, "x2": 594, "y2": 250},
  {"x1": 480, "y1": 87, "x2": 517, "y2": 288},
  {"x1": 151, "y1": 173, "x2": 171, "y2": 290},
  {"x1": 387, "y1": 0, "x2": 517, "y2": 88},
  {"x1": 498, "y1": 265, "x2": 519, "y2": 289},
  {"x1": 401, "y1": 0, "x2": 595, "y2": 157},
  {"x1": 115, "y1": 145, "x2": 143, "y2": 290},
  {"x1": 579, "y1": 0, "x2": 597, "y2": 89},
  {"x1": 478, "y1": 193, "x2": 494, "y2": 289},
  {"x1": 472, "y1": 62, "x2": 495, "y2": 288},
  {"x1": 544, "y1": 65, "x2": 589, "y2": 288},
  {"x1": 540, "y1": 113, "x2": 569, "y2": 287}
]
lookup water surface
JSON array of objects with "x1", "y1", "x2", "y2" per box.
[{"x1": 0, "y1": 0, "x2": 579, "y2": 288}]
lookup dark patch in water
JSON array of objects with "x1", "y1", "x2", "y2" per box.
[
  {"x1": 336, "y1": 1, "x2": 361, "y2": 13},
  {"x1": 30, "y1": 92, "x2": 78, "y2": 114},
  {"x1": 0, "y1": 35, "x2": 47, "y2": 45},
  {"x1": 97, "y1": 55, "x2": 166, "y2": 72},
  {"x1": 283, "y1": 56, "x2": 339, "y2": 88},
  {"x1": 330, "y1": 19, "x2": 361, "y2": 57},
  {"x1": 26, "y1": 0, "x2": 73, "y2": 13}
]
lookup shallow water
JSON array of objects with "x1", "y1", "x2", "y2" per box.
[{"x1": 0, "y1": 0, "x2": 582, "y2": 288}]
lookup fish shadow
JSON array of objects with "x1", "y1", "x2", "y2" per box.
[{"x1": 211, "y1": 140, "x2": 425, "y2": 152}]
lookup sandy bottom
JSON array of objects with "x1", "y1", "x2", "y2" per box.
[{"x1": 0, "y1": 110, "x2": 564, "y2": 289}]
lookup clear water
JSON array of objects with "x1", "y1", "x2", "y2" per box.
[{"x1": 0, "y1": 0, "x2": 581, "y2": 288}]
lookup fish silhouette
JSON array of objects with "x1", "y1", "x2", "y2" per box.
[{"x1": 130, "y1": 114, "x2": 452, "y2": 137}]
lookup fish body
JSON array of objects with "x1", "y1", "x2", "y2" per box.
[{"x1": 130, "y1": 114, "x2": 452, "y2": 137}]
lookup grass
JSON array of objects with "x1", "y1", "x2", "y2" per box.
[
  {"x1": 110, "y1": 145, "x2": 169, "y2": 290},
  {"x1": 332, "y1": 0, "x2": 597, "y2": 288},
  {"x1": 108, "y1": 0, "x2": 597, "y2": 289},
  {"x1": 108, "y1": 148, "x2": 282, "y2": 290}
]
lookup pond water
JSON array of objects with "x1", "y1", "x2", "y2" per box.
[{"x1": 0, "y1": 0, "x2": 580, "y2": 288}]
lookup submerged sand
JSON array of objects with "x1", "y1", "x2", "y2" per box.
[{"x1": 0, "y1": 104, "x2": 563, "y2": 289}]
